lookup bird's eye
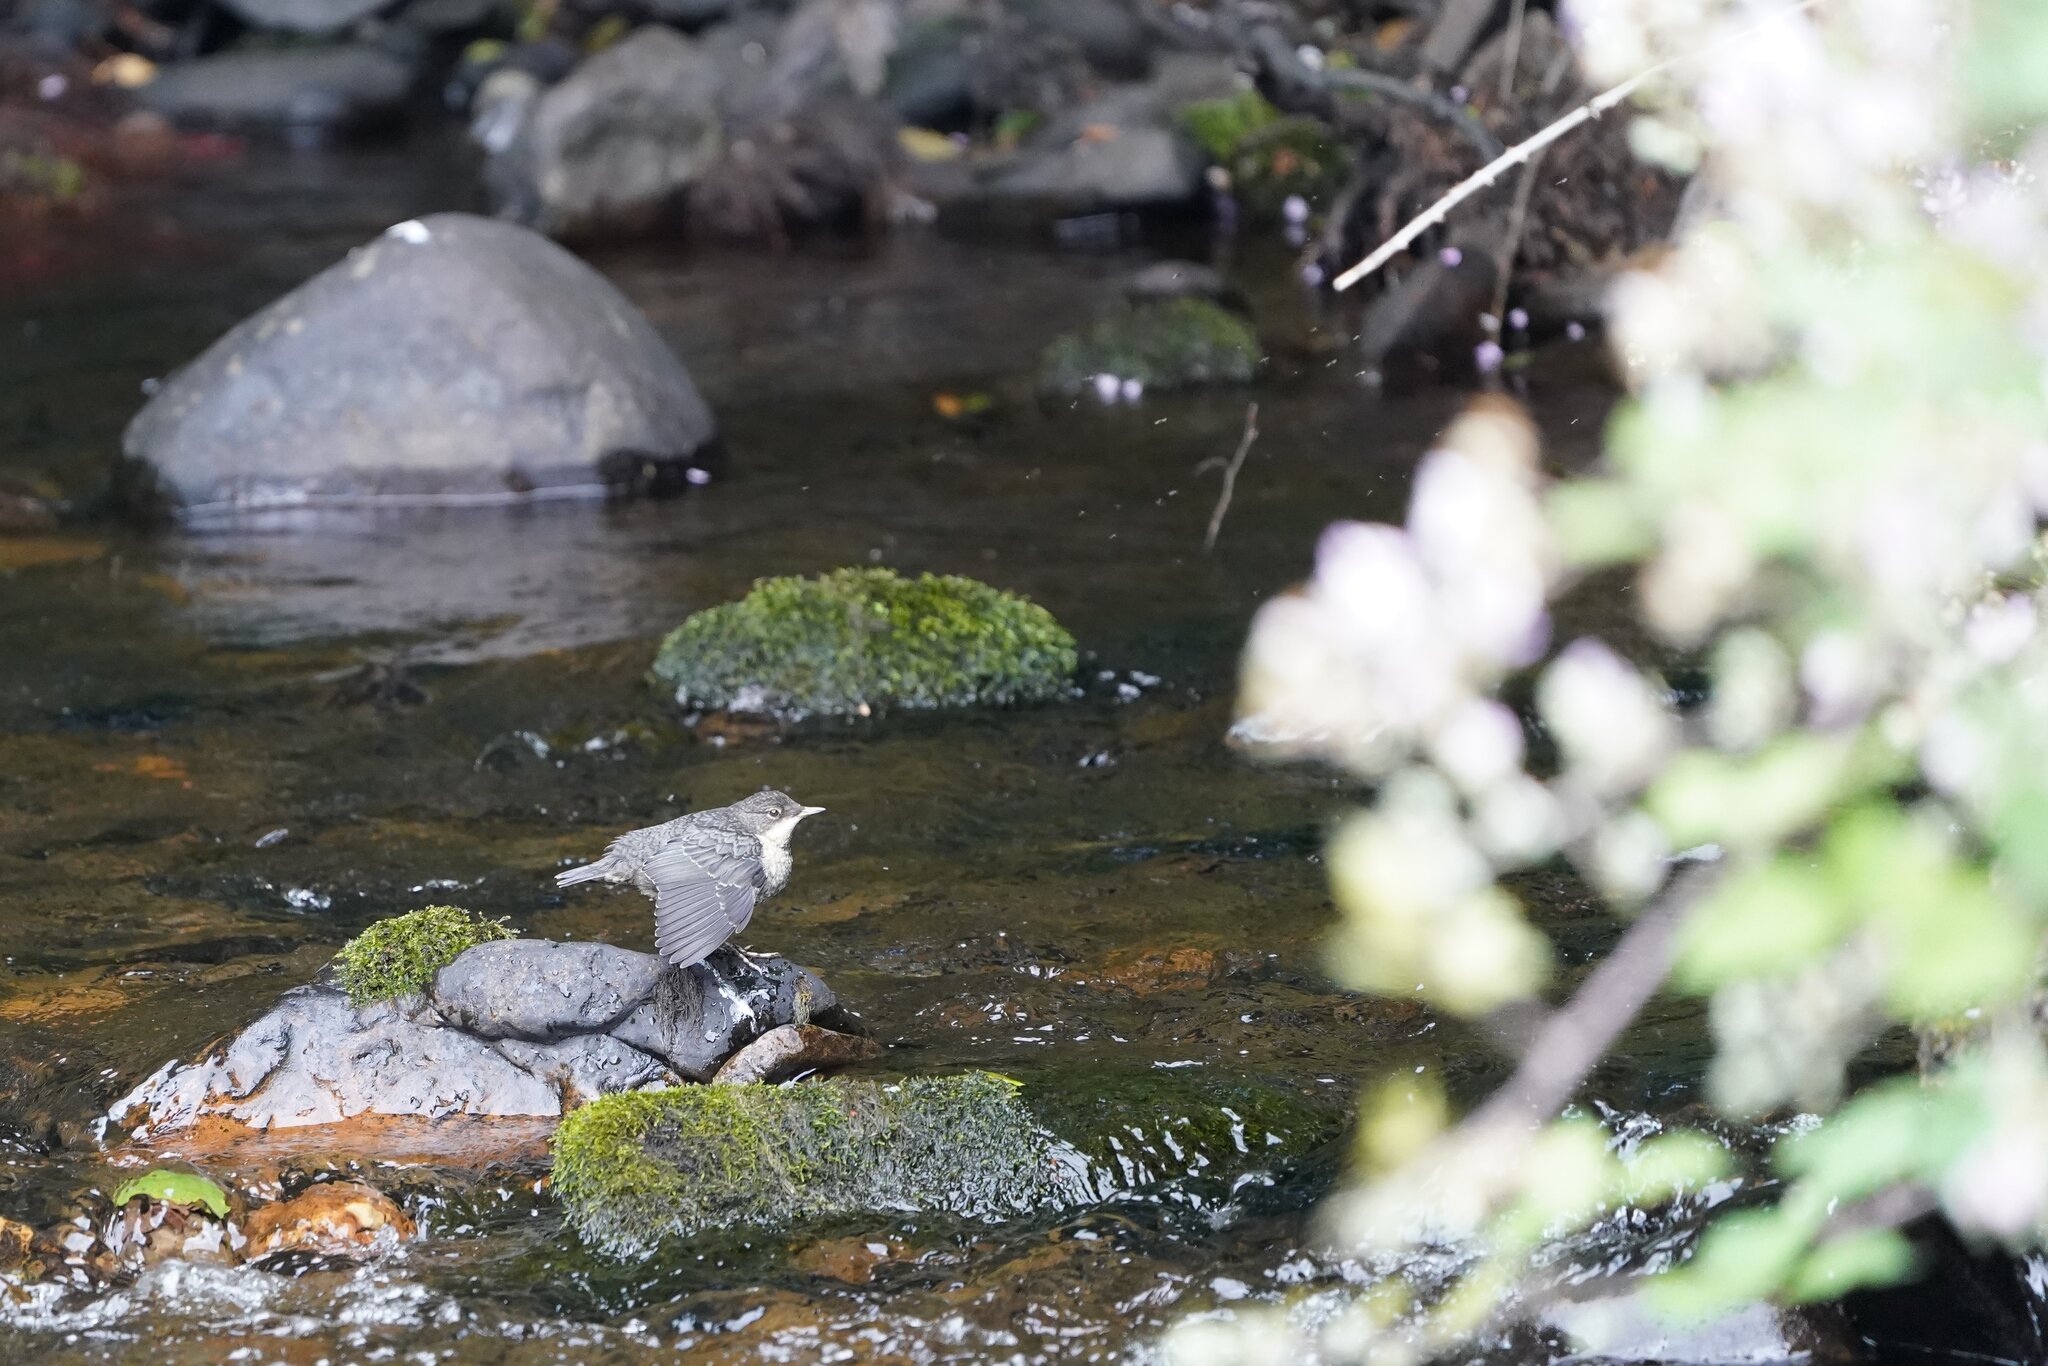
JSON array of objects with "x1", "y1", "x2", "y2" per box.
[{"x1": 768, "y1": 806, "x2": 783, "y2": 817}]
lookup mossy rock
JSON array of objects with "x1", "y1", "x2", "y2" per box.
[
  {"x1": 551, "y1": 1072, "x2": 1082, "y2": 1255},
  {"x1": 1227, "y1": 116, "x2": 1345, "y2": 219},
  {"x1": 1039, "y1": 297, "x2": 1261, "y2": 395},
  {"x1": 1181, "y1": 88, "x2": 1281, "y2": 163},
  {"x1": 332, "y1": 905, "x2": 515, "y2": 1007},
  {"x1": 649, "y1": 568, "x2": 1077, "y2": 720},
  {"x1": 550, "y1": 1069, "x2": 1345, "y2": 1255}
]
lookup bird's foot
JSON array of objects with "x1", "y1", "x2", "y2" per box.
[{"x1": 729, "y1": 945, "x2": 782, "y2": 976}]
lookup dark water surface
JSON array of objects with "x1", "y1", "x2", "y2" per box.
[{"x1": 0, "y1": 142, "x2": 1649, "y2": 1363}]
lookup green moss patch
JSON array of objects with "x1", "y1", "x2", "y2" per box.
[
  {"x1": 551, "y1": 1073, "x2": 1081, "y2": 1255},
  {"x1": 650, "y1": 568, "x2": 1077, "y2": 720},
  {"x1": 333, "y1": 905, "x2": 514, "y2": 1006},
  {"x1": 1181, "y1": 88, "x2": 1282, "y2": 163},
  {"x1": 1039, "y1": 297, "x2": 1261, "y2": 395}
]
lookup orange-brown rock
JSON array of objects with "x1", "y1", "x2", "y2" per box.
[{"x1": 240, "y1": 1181, "x2": 414, "y2": 1261}]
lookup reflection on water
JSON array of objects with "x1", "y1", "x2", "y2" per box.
[{"x1": 0, "y1": 143, "x2": 1648, "y2": 1363}]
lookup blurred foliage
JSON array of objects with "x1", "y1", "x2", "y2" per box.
[{"x1": 1191, "y1": 0, "x2": 2048, "y2": 1358}]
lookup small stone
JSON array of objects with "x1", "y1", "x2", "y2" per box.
[
  {"x1": 711, "y1": 1025, "x2": 881, "y2": 1085},
  {"x1": 241, "y1": 1182, "x2": 414, "y2": 1263}
]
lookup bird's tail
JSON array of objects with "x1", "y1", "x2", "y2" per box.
[{"x1": 555, "y1": 858, "x2": 615, "y2": 888}]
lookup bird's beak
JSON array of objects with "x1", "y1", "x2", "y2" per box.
[{"x1": 800, "y1": 806, "x2": 826, "y2": 819}]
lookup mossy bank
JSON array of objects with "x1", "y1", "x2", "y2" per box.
[
  {"x1": 650, "y1": 568, "x2": 1077, "y2": 720},
  {"x1": 1040, "y1": 297, "x2": 1261, "y2": 395}
]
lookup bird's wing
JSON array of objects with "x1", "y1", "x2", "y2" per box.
[{"x1": 641, "y1": 824, "x2": 765, "y2": 968}]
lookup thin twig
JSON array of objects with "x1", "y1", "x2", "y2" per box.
[
  {"x1": 1204, "y1": 403, "x2": 1260, "y2": 553},
  {"x1": 1486, "y1": 145, "x2": 1549, "y2": 333},
  {"x1": 1470, "y1": 862, "x2": 1718, "y2": 1128},
  {"x1": 1332, "y1": 0, "x2": 1822, "y2": 292},
  {"x1": 1497, "y1": 0, "x2": 1528, "y2": 104}
]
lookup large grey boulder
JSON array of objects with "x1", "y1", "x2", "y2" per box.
[
  {"x1": 136, "y1": 44, "x2": 417, "y2": 132},
  {"x1": 100, "y1": 943, "x2": 855, "y2": 1135},
  {"x1": 480, "y1": 26, "x2": 725, "y2": 238},
  {"x1": 121, "y1": 213, "x2": 716, "y2": 525},
  {"x1": 213, "y1": 0, "x2": 393, "y2": 34},
  {"x1": 431, "y1": 940, "x2": 663, "y2": 1039}
]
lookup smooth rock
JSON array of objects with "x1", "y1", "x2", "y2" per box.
[
  {"x1": 431, "y1": 939, "x2": 664, "y2": 1039},
  {"x1": 136, "y1": 45, "x2": 417, "y2": 132},
  {"x1": 482, "y1": 26, "x2": 724, "y2": 238},
  {"x1": 216, "y1": 0, "x2": 394, "y2": 34},
  {"x1": 610, "y1": 950, "x2": 841, "y2": 1082},
  {"x1": 711, "y1": 1024, "x2": 881, "y2": 1085},
  {"x1": 121, "y1": 212, "x2": 716, "y2": 524}
]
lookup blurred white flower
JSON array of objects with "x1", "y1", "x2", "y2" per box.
[
  {"x1": 1582, "y1": 809, "x2": 1672, "y2": 904},
  {"x1": 1538, "y1": 639, "x2": 1678, "y2": 796},
  {"x1": 1430, "y1": 699, "x2": 1527, "y2": 795},
  {"x1": 1708, "y1": 627, "x2": 1796, "y2": 751}
]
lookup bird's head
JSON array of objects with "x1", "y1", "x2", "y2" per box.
[{"x1": 731, "y1": 788, "x2": 826, "y2": 843}]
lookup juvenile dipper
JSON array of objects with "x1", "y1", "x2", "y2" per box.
[{"x1": 554, "y1": 789, "x2": 825, "y2": 968}]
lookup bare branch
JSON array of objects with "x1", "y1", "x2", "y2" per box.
[
  {"x1": 1204, "y1": 403, "x2": 1261, "y2": 554},
  {"x1": 1332, "y1": 0, "x2": 1822, "y2": 293}
]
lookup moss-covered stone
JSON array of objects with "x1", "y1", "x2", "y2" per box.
[
  {"x1": 550, "y1": 1068, "x2": 1347, "y2": 1256},
  {"x1": 1181, "y1": 88, "x2": 1281, "y2": 163},
  {"x1": 1039, "y1": 297, "x2": 1261, "y2": 395},
  {"x1": 332, "y1": 905, "x2": 514, "y2": 1007},
  {"x1": 551, "y1": 1073, "x2": 1081, "y2": 1255},
  {"x1": 649, "y1": 568, "x2": 1077, "y2": 720}
]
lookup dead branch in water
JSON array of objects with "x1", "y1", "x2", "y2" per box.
[{"x1": 1203, "y1": 403, "x2": 1261, "y2": 553}]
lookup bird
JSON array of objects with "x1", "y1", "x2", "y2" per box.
[{"x1": 554, "y1": 789, "x2": 825, "y2": 969}]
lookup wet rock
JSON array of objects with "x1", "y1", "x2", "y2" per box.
[
  {"x1": 489, "y1": 1032, "x2": 675, "y2": 1105},
  {"x1": 1039, "y1": 296, "x2": 1260, "y2": 395},
  {"x1": 120, "y1": 212, "x2": 716, "y2": 524},
  {"x1": 651, "y1": 568, "x2": 1077, "y2": 721},
  {"x1": 430, "y1": 939, "x2": 663, "y2": 1039},
  {"x1": 102, "y1": 934, "x2": 846, "y2": 1132},
  {"x1": 135, "y1": 44, "x2": 418, "y2": 134},
  {"x1": 481, "y1": 26, "x2": 724, "y2": 238},
  {"x1": 551, "y1": 1072, "x2": 1081, "y2": 1254},
  {"x1": 711, "y1": 1024, "x2": 880, "y2": 1085},
  {"x1": 240, "y1": 1180, "x2": 414, "y2": 1262},
  {"x1": 1018, "y1": 0, "x2": 1152, "y2": 80},
  {"x1": 0, "y1": 1216, "x2": 34, "y2": 1272},
  {"x1": 216, "y1": 0, "x2": 394, "y2": 35},
  {"x1": 105, "y1": 986, "x2": 573, "y2": 1131},
  {"x1": 609, "y1": 950, "x2": 843, "y2": 1081},
  {"x1": 1356, "y1": 217, "x2": 1507, "y2": 373}
]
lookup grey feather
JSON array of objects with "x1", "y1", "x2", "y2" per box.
[{"x1": 644, "y1": 823, "x2": 764, "y2": 968}]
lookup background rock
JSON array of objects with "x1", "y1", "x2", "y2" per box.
[
  {"x1": 482, "y1": 26, "x2": 725, "y2": 238},
  {"x1": 610, "y1": 950, "x2": 843, "y2": 1081},
  {"x1": 121, "y1": 213, "x2": 717, "y2": 524},
  {"x1": 215, "y1": 0, "x2": 395, "y2": 35},
  {"x1": 135, "y1": 44, "x2": 419, "y2": 134}
]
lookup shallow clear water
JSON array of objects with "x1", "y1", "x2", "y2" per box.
[{"x1": 0, "y1": 139, "x2": 1664, "y2": 1363}]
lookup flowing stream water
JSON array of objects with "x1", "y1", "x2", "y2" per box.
[{"x1": 0, "y1": 140, "x2": 1691, "y2": 1364}]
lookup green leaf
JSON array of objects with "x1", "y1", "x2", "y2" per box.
[
  {"x1": 1778, "y1": 1080, "x2": 1980, "y2": 1197},
  {"x1": 1650, "y1": 1201, "x2": 1824, "y2": 1316},
  {"x1": 1786, "y1": 1229, "x2": 1916, "y2": 1303},
  {"x1": 112, "y1": 1169, "x2": 229, "y2": 1218},
  {"x1": 1647, "y1": 734, "x2": 1876, "y2": 853},
  {"x1": 1547, "y1": 480, "x2": 1652, "y2": 568},
  {"x1": 1674, "y1": 859, "x2": 1851, "y2": 991},
  {"x1": 1963, "y1": 0, "x2": 2048, "y2": 133}
]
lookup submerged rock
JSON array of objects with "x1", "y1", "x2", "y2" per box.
[
  {"x1": 103, "y1": 926, "x2": 849, "y2": 1134},
  {"x1": 121, "y1": 213, "x2": 717, "y2": 525},
  {"x1": 650, "y1": 568, "x2": 1077, "y2": 720},
  {"x1": 240, "y1": 1181, "x2": 414, "y2": 1263},
  {"x1": 1040, "y1": 297, "x2": 1261, "y2": 395},
  {"x1": 551, "y1": 1072, "x2": 1081, "y2": 1255}
]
